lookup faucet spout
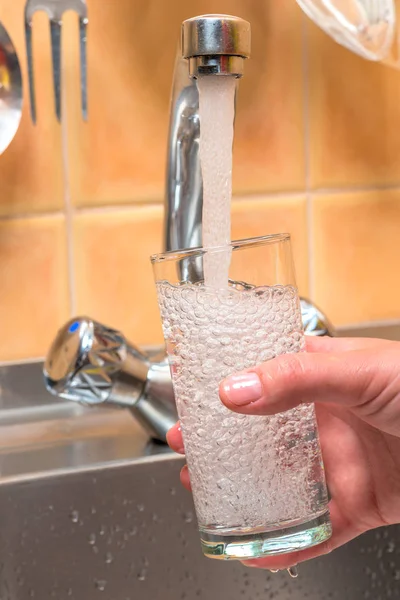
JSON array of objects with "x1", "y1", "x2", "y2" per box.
[
  {"x1": 182, "y1": 14, "x2": 251, "y2": 78},
  {"x1": 164, "y1": 14, "x2": 251, "y2": 256},
  {"x1": 163, "y1": 56, "x2": 202, "y2": 254}
]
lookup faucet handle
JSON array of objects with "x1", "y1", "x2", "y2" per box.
[
  {"x1": 44, "y1": 317, "x2": 178, "y2": 442},
  {"x1": 300, "y1": 298, "x2": 335, "y2": 337},
  {"x1": 44, "y1": 317, "x2": 150, "y2": 407}
]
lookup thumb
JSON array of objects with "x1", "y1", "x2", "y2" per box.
[{"x1": 219, "y1": 345, "x2": 400, "y2": 436}]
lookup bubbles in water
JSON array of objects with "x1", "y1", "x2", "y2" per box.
[
  {"x1": 94, "y1": 580, "x2": 106, "y2": 592},
  {"x1": 183, "y1": 511, "x2": 194, "y2": 524},
  {"x1": 88, "y1": 533, "x2": 96, "y2": 545},
  {"x1": 157, "y1": 282, "x2": 325, "y2": 530},
  {"x1": 70, "y1": 510, "x2": 79, "y2": 523}
]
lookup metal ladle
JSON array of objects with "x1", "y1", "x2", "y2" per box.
[{"x1": 0, "y1": 22, "x2": 22, "y2": 154}]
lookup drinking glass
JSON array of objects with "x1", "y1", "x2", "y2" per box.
[
  {"x1": 151, "y1": 234, "x2": 332, "y2": 560},
  {"x1": 296, "y1": 0, "x2": 400, "y2": 67}
]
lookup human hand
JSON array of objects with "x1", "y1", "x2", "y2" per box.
[{"x1": 167, "y1": 336, "x2": 400, "y2": 570}]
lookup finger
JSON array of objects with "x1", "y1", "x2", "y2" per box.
[
  {"x1": 180, "y1": 464, "x2": 192, "y2": 491},
  {"x1": 219, "y1": 345, "x2": 400, "y2": 435},
  {"x1": 166, "y1": 422, "x2": 185, "y2": 454},
  {"x1": 241, "y1": 501, "x2": 363, "y2": 571},
  {"x1": 305, "y1": 336, "x2": 393, "y2": 354}
]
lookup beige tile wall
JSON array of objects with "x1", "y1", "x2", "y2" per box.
[{"x1": 1, "y1": 0, "x2": 400, "y2": 361}]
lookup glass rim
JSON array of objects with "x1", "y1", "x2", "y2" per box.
[{"x1": 150, "y1": 233, "x2": 291, "y2": 264}]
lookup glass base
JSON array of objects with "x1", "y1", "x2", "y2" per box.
[{"x1": 200, "y1": 511, "x2": 332, "y2": 560}]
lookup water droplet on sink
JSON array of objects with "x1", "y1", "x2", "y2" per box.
[
  {"x1": 137, "y1": 569, "x2": 147, "y2": 581},
  {"x1": 99, "y1": 526, "x2": 106, "y2": 536},
  {"x1": 288, "y1": 566, "x2": 299, "y2": 578},
  {"x1": 70, "y1": 510, "x2": 79, "y2": 523},
  {"x1": 95, "y1": 579, "x2": 106, "y2": 592},
  {"x1": 91, "y1": 507, "x2": 97, "y2": 515},
  {"x1": 183, "y1": 511, "x2": 193, "y2": 523},
  {"x1": 92, "y1": 546, "x2": 99, "y2": 555},
  {"x1": 387, "y1": 541, "x2": 395, "y2": 553},
  {"x1": 170, "y1": 487, "x2": 177, "y2": 496},
  {"x1": 137, "y1": 504, "x2": 145, "y2": 512},
  {"x1": 88, "y1": 533, "x2": 96, "y2": 545},
  {"x1": 105, "y1": 552, "x2": 113, "y2": 564}
]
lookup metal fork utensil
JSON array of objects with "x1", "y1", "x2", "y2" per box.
[{"x1": 24, "y1": 0, "x2": 88, "y2": 123}]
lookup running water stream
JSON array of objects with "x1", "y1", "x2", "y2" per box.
[{"x1": 197, "y1": 75, "x2": 236, "y2": 288}]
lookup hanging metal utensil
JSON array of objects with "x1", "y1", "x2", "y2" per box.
[
  {"x1": 0, "y1": 21, "x2": 22, "y2": 154},
  {"x1": 24, "y1": 0, "x2": 88, "y2": 124}
]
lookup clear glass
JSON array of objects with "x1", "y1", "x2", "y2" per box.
[
  {"x1": 151, "y1": 234, "x2": 332, "y2": 560},
  {"x1": 296, "y1": 0, "x2": 398, "y2": 64}
]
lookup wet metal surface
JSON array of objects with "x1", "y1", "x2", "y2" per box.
[{"x1": 0, "y1": 326, "x2": 399, "y2": 598}]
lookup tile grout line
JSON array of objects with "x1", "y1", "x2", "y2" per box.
[
  {"x1": 2, "y1": 181, "x2": 400, "y2": 223},
  {"x1": 301, "y1": 15, "x2": 314, "y2": 301},
  {"x1": 308, "y1": 182, "x2": 400, "y2": 196},
  {"x1": 336, "y1": 318, "x2": 400, "y2": 330},
  {"x1": 0, "y1": 210, "x2": 65, "y2": 221},
  {"x1": 61, "y1": 85, "x2": 77, "y2": 317}
]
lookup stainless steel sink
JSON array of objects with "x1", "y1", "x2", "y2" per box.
[{"x1": 0, "y1": 326, "x2": 399, "y2": 599}]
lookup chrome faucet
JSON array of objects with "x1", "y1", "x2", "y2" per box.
[{"x1": 44, "y1": 15, "x2": 334, "y2": 443}]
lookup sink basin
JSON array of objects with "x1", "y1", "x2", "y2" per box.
[{"x1": 0, "y1": 327, "x2": 399, "y2": 599}]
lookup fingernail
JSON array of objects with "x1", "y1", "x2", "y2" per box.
[{"x1": 221, "y1": 372, "x2": 263, "y2": 406}]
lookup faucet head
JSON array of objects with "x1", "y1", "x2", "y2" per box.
[{"x1": 182, "y1": 14, "x2": 251, "y2": 78}]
